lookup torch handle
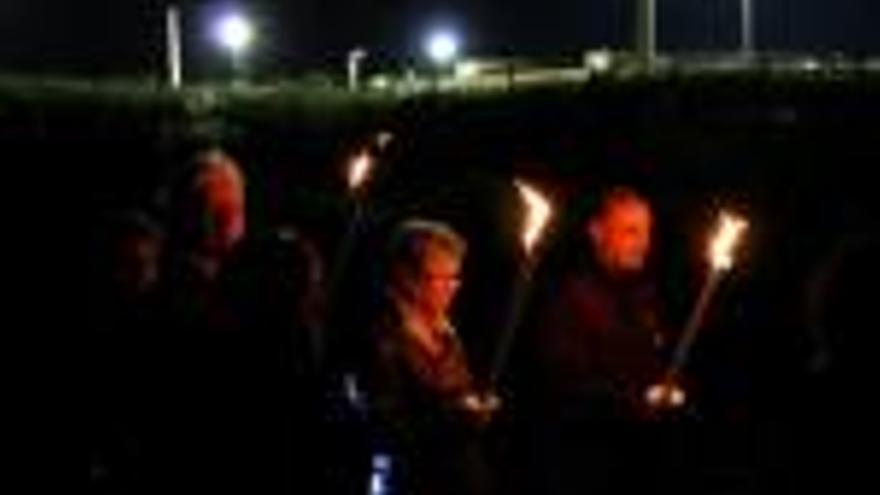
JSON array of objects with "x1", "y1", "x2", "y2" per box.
[
  {"x1": 667, "y1": 270, "x2": 723, "y2": 378},
  {"x1": 327, "y1": 201, "x2": 366, "y2": 305},
  {"x1": 488, "y1": 263, "x2": 534, "y2": 387}
]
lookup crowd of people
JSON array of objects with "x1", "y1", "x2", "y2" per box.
[{"x1": 88, "y1": 145, "x2": 872, "y2": 495}]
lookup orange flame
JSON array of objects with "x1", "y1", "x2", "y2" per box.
[
  {"x1": 515, "y1": 180, "x2": 552, "y2": 256},
  {"x1": 347, "y1": 152, "x2": 373, "y2": 192},
  {"x1": 709, "y1": 211, "x2": 749, "y2": 271}
]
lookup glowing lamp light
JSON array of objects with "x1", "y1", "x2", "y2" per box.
[
  {"x1": 425, "y1": 30, "x2": 460, "y2": 65},
  {"x1": 214, "y1": 13, "x2": 253, "y2": 54},
  {"x1": 586, "y1": 50, "x2": 613, "y2": 73}
]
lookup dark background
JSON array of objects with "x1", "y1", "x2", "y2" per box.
[{"x1": 2, "y1": 1, "x2": 880, "y2": 76}]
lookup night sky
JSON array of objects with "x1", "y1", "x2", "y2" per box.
[{"x1": 1, "y1": 1, "x2": 879, "y2": 76}]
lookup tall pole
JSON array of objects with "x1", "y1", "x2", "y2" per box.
[
  {"x1": 348, "y1": 48, "x2": 367, "y2": 92},
  {"x1": 636, "y1": 0, "x2": 657, "y2": 72},
  {"x1": 740, "y1": 0, "x2": 754, "y2": 58},
  {"x1": 166, "y1": 5, "x2": 183, "y2": 89}
]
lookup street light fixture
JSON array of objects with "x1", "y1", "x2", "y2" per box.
[
  {"x1": 423, "y1": 29, "x2": 461, "y2": 92},
  {"x1": 213, "y1": 11, "x2": 254, "y2": 76},
  {"x1": 425, "y1": 30, "x2": 460, "y2": 66}
]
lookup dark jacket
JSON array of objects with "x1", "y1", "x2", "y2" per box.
[
  {"x1": 530, "y1": 261, "x2": 668, "y2": 421},
  {"x1": 366, "y1": 299, "x2": 492, "y2": 495}
]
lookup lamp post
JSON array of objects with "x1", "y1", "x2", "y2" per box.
[
  {"x1": 424, "y1": 29, "x2": 461, "y2": 91},
  {"x1": 740, "y1": 0, "x2": 755, "y2": 59},
  {"x1": 166, "y1": 4, "x2": 183, "y2": 89},
  {"x1": 213, "y1": 12, "x2": 254, "y2": 80},
  {"x1": 635, "y1": 0, "x2": 657, "y2": 72}
]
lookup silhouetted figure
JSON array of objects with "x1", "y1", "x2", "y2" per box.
[
  {"x1": 220, "y1": 226, "x2": 328, "y2": 493},
  {"x1": 88, "y1": 211, "x2": 164, "y2": 494},
  {"x1": 144, "y1": 149, "x2": 254, "y2": 493},
  {"x1": 796, "y1": 233, "x2": 880, "y2": 492}
]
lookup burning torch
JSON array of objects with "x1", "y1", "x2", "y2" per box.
[
  {"x1": 489, "y1": 179, "x2": 554, "y2": 386},
  {"x1": 327, "y1": 132, "x2": 394, "y2": 298},
  {"x1": 646, "y1": 210, "x2": 749, "y2": 410}
]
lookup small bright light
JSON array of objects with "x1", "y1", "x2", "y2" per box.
[
  {"x1": 347, "y1": 152, "x2": 374, "y2": 191},
  {"x1": 455, "y1": 61, "x2": 480, "y2": 79},
  {"x1": 215, "y1": 13, "x2": 253, "y2": 53},
  {"x1": 369, "y1": 75, "x2": 391, "y2": 90},
  {"x1": 645, "y1": 382, "x2": 687, "y2": 408},
  {"x1": 586, "y1": 50, "x2": 613, "y2": 73},
  {"x1": 425, "y1": 31, "x2": 460, "y2": 65},
  {"x1": 801, "y1": 59, "x2": 821, "y2": 72}
]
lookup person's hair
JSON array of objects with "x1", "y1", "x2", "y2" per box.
[
  {"x1": 189, "y1": 148, "x2": 245, "y2": 193},
  {"x1": 165, "y1": 148, "x2": 245, "y2": 245},
  {"x1": 592, "y1": 186, "x2": 650, "y2": 221},
  {"x1": 386, "y1": 219, "x2": 466, "y2": 285},
  {"x1": 92, "y1": 210, "x2": 164, "y2": 270}
]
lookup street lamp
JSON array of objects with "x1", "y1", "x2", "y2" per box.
[
  {"x1": 424, "y1": 30, "x2": 460, "y2": 66},
  {"x1": 740, "y1": 0, "x2": 754, "y2": 58},
  {"x1": 213, "y1": 12, "x2": 254, "y2": 76},
  {"x1": 635, "y1": 0, "x2": 657, "y2": 71},
  {"x1": 423, "y1": 29, "x2": 461, "y2": 92},
  {"x1": 166, "y1": 5, "x2": 183, "y2": 89},
  {"x1": 348, "y1": 47, "x2": 368, "y2": 92}
]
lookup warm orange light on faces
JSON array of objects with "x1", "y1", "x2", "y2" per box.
[
  {"x1": 195, "y1": 161, "x2": 246, "y2": 252},
  {"x1": 590, "y1": 199, "x2": 653, "y2": 273},
  {"x1": 413, "y1": 247, "x2": 463, "y2": 319}
]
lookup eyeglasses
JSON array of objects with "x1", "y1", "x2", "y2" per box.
[{"x1": 422, "y1": 272, "x2": 461, "y2": 285}]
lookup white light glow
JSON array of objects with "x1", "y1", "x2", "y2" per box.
[
  {"x1": 586, "y1": 50, "x2": 613, "y2": 73},
  {"x1": 215, "y1": 13, "x2": 253, "y2": 53},
  {"x1": 425, "y1": 30, "x2": 460, "y2": 65}
]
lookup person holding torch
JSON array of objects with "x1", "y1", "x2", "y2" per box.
[
  {"x1": 521, "y1": 186, "x2": 670, "y2": 495},
  {"x1": 365, "y1": 219, "x2": 499, "y2": 495}
]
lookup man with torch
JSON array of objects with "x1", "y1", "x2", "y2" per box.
[{"x1": 521, "y1": 186, "x2": 671, "y2": 494}]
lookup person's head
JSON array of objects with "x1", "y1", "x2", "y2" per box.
[
  {"x1": 176, "y1": 149, "x2": 247, "y2": 254},
  {"x1": 104, "y1": 212, "x2": 164, "y2": 295},
  {"x1": 387, "y1": 219, "x2": 467, "y2": 320},
  {"x1": 588, "y1": 187, "x2": 653, "y2": 275}
]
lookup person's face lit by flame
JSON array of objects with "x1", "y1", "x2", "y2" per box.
[
  {"x1": 589, "y1": 194, "x2": 653, "y2": 274},
  {"x1": 411, "y1": 246, "x2": 463, "y2": 321},
  {"x1": 114, "y1": 232, "x2": 162, "y2": 295},
  {"x1": 193, "y1": 153, "x2": 246, "y2": 254}
]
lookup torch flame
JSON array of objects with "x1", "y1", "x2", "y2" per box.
[
  {"x1": 347, "y1": 152, "x2": 373, "y2": 192},
  {"x1": 709, "y1": 211, "x2": 749, "y2": 271},
  {"x1": 515, "y1": 180, "x2": 552, "y2": 256}
]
